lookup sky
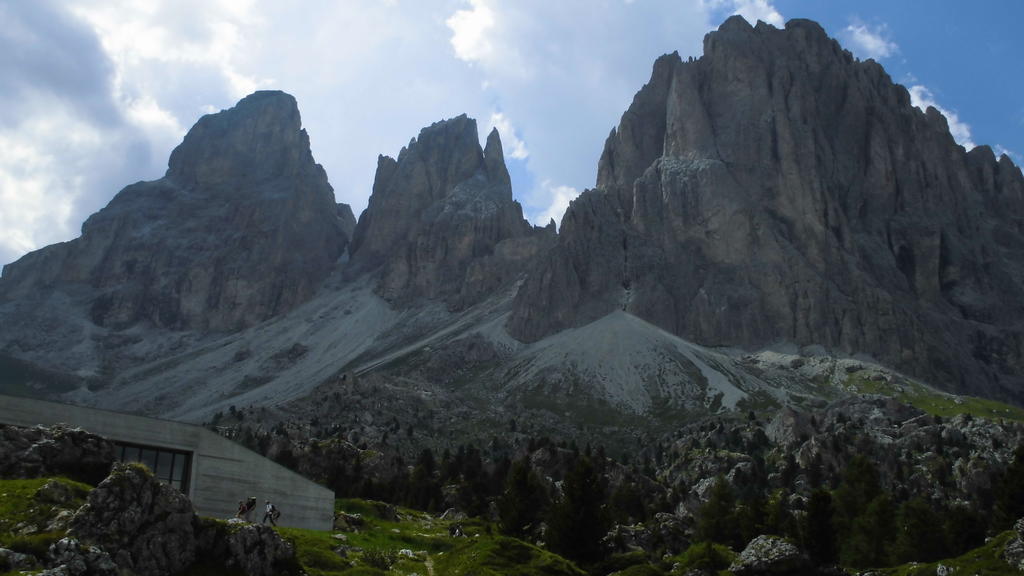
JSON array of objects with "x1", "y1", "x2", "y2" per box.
[{"x1": 1, "y1": 0, "x2": 1022, "y2": 267}]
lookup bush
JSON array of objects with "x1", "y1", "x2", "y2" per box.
[
  {"x1": 673, "y1": 541, "x2": 734, "y2": 573},
  {"x1": 5, "y1": 531, "x2": 63, "y2": 558},
  {"x1": 361, "y1": 548, "x2": 397, "y2": 571}
]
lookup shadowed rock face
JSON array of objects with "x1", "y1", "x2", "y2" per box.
[
  {"x1": 508, "y1": 17, "x2": 1024, "y2": 401},
  {"x1": 347, "y1": 114, "x2": 552, "y2": 310},
  {"x1": 0, "y1": 91, "x2": 350, "y2": 332}
]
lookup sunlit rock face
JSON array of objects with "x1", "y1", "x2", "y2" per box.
[
  {"x1": 0, "y1": 91, "x2": 350, "y2": 332},
  {"x1": 509, "y1": 16, "x2": 1024, "y2": 401}
]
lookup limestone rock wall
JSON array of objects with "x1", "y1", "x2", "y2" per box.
[{"x1": 509, "y1": 17, "x2": 1024, "y2": 401}]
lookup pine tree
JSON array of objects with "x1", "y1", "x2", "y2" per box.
[
  {"x1": 844, "y1": 494, "x2": 895, "y2": 568},
  {"x1": 498, "y1": 458, "x2": 547, "y2": 537},
  {"x1": 801, "y1": 489, "x2": 837, "y2": 566},
  {"x1": 546, "y1": 456, "x2": 610, "y2": 564},
  {"x1": 833, "y1": 455, "x2": 882, "y2": 540},
  {"x1": 893, "y1": 497, "x2": 945, "y2": 563},
  {"x1": 995, "y1": 445, "x2": 1024, "y2": 530},
  {"x1": 696, "y1": 476, "x2": 739, "y2": 547},
  {"x1": 943, "y1": 504, "x2": 987, "y2": 557}
]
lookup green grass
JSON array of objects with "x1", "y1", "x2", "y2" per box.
[
  {"x1": 875, "y1": 530, "x2": 1017, "y2": 576},
  {"x1": 275, "y1": 498, "x2": 457, "y2": 576},
  {"x1": 667, "y1": 541, "x2": 736, "y2": 575},
  {"x1": 432, "y1": 535, "x2": 586, "y2": 576},
  {"x1": 273, "y1": 498, "x2": 588, "y2": 576},
  {"x1": 846, "y1": 371, "x2": 1024, "y2": 422},
  {"x1": 0, "y1": 478, "x2": 91, "y2": 542},
  {"x1": 0, "y1": 477, "x2": 92, "y2": 571}
]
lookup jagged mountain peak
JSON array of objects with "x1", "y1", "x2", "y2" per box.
[{"x1": 347, "y1": 114, "x2": 549, "y2": 309}]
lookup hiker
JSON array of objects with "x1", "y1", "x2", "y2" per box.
[
  {"x1": 263, "y1": 500, "x2": 280, "y2": 526},
  {"x1": 235, "y1": 500, "x2": 246, "y2": 519},
  {"x1": 243, "y1": 496, "x2": 257, "y2": 521}
]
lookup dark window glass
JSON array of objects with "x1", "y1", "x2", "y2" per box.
[
  {"x1": 157, "y1": 451, "x2": 173, "y2": 480},
  {"x1": 172, "y1": 453, "x2": 185, "y2": 482},
  {"x1": 112, "y1": 443, "x2": 191, "y2": 494},
  {"x1": 140, "y1": 449, "x2": 157, "y2": 471}
]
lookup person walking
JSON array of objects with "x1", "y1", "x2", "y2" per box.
[
  {"x1": 243, "y1": 496, "x2": 257, "y2": 521},
  {"x1": 262, "y1": 500, "x2": 280, "y2": 526}
]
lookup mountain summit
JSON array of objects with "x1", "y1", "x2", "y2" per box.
[{"x1": 509, "y1": 16, "x2": 1024, "y2": 401}]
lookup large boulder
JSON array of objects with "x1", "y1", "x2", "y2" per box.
[
  {"x1": 0, "y1": 547, "x2": 39, "y2": 572},
  {"x1": 197, "y1": 519, "x2": 297, "y2": 576},
  {"x1": 41, "y1": 538, "x2": 118, "y2": 576},
  {"x1": 1004, "y1": 517, "x2": 1024, "y2": 572},
  {"x1": 729, "y1": 535, "x2": 811, "y2": 575},
  {"x1": 68, "y1": 462, "x2": 197, "y2": 576},
  {"x1": 0, "y1": 424, "x2": 115, "y2": 485}
]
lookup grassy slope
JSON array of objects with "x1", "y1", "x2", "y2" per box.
[
  {"x1": 276, "y1": 498, "x2": 585, "y2": 576},
  {"x1": 0, "y1": 477, "x2": 92, "y2": 576},
  {"x1": 876, "y1": 530, "x2": 1017, "y2": 576},
  {"x1": 845, "y1": 371, "x2": 1024, "y2": 422}
]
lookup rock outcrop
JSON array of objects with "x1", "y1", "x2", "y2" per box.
[
  {"x1": 0, "y1": 91, "x2": 350, "y2": 333},
  {"x1": 347, "y1": 115, "x2": 552, "y2": 309},
  {"x1": 1004, "y1": 517, "x2": 1024, "y2": 572},
  {"x1": 508, "y1": 17, "x2": 1024, "y2": 402},
  {"x1": 0, "y1": 424, "x2": 115, "y2": 485},
  {"x1": 43, "y1": 538, "x2": 118, "y2": 576},
  {"x1": 67, "y1": 462, "x2": 296, "y2": 576},
  {"x1": 197, "y1": 519, "x2": 296, "y2": 576},
  {"x1": 69, "y1": 462, "x2": 197, "y2": 576},
  {"x1": 729, "y1": 535, "x2": 810, "y2": 575}
]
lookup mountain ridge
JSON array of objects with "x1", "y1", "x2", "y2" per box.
[{"x1": 1, "y1": 16, "x2": 1023, "y2": 436}]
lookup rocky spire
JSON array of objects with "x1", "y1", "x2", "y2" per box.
[{"x1": 347, "y1": 115, "x2": 549, "y2": 309}]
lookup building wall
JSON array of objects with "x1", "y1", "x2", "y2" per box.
[{"x1": 0, "y1": 395, "x2": 334, "y2": 530}]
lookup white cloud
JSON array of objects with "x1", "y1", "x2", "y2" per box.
[
  {"x1": 0, "y1": 107, "x2": 107, "y2": 264},
  {"x1": 487, "y1": 112, "x2": 529, "y2": 160},
  {"x1": 841, "y1": 22, "x2": 898, "y2": 60},
  {"x1": 995, "y1": 145, "x2": 1022, "y2": 164},
  {"x1": 708, "y1": 0, "x2": 784, "y2": 27},
  {"x1": 909, "y1": 85, "x2": 975, "y2": 149},
  {"x1": 534, "y1": 182, "x2": 579, "y2": 229},
  {"x1": 446, "y1": 0, "x2": 495, "y2": 64}
]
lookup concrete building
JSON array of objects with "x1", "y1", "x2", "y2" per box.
[{"x1": 0, "y1": 394, "x2": 334, "y2": 530}]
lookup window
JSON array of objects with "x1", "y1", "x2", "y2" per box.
[{"x1": 116, "y1": 442, "x2": 192, "y2": 494}]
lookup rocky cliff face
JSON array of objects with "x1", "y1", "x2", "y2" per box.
[
  {"x1": 508, "y1": 17, "x2": 1024, "y2": 401},
  {"x1": 0, "y1": 91, "x2": 350, "y2": 332},
  {"x1": 347, "y1": 115, "x2": 551, "y2": 310}
]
